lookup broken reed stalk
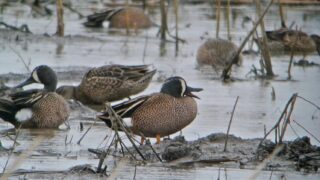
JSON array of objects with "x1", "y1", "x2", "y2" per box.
[
  {"x1": 226, "y1": 0, "x2": 231, "y2": 40},
  {"x1": 279, "y1": 93, "x2": 297, "y2": 142},
  {"x1": 174, "y1": 0, "x2": 179, "y2": 56},
  {"x1": 259, "y1": 93, "x2": 298, "y2": 146},
  {"x1": 159, "y1": 0, "x2": 167, "y2": 40},
  {"x1": 105, "y1": 104, "x2": 146, "y2": 161},
  {"x1": 287, "y1": 48, "x2": 294, "y2": 79},
  {"x1": 125, "y1": 0, "x2": 130, "y2": 35},
  {"x1": 222, "y1": 0, "x2": 274, "y2": 80},
  {"x1": 224, "y1": 96, "x2": 239, "y2": 152},
  {"x1": 142, "y1": 0, "x2": 146, "y2": 10},
  {"x1": 278, "y1": 0, "x2": 286, "y2": 27},
  {"x1": 215, "y1": 0, "x2": 221, "y2": 38},
  {"x1": 254, "y1": 0, "x2": 274, "y2": 77},
  {"x1": 56, "y1": 0, "x2": 64, "y2": 37}
]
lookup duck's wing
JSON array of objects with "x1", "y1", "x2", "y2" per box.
[
  {"x1": 10, "y1": 89, "x2": 46, "y2": 108},
  {"x1": 83, "y1": 8, "x2": 124, "y2": 27},
  {"x1": 98, "y1": 94, "x2": 151, "y2": 121},
  {"x1": 84, "y1": 64, "x2": 156, "y2": 81}
]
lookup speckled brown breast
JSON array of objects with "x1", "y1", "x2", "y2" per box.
[
  {"x1": 130, "y1": 93, "x2": 198, "y2": 137},
  {"x1": 109, "y1": 7, "x2": 151, "y2": 29},
  {"x1": 22, "y1": 93, "x2": 70, "y2": 128}
]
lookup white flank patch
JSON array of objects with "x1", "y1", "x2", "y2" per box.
[
  {"x1": 102, "y1": 21, "x2": 110, "y2": 28},
  {"x1": 122, "y1": 118, "x2": 133, "y2": 127},
  {"x1": 15, "y1": 108, "x2": 32, "y2": 122},
  {"x1": 32, "y1": 71, "x2": 41, "y2": 83}
]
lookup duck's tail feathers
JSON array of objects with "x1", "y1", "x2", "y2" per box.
[
  {"x1": 83, "y1": 8, "x2": 124, "y2": 27},
  {"x1": 0, "y1": 99, "x2": 19, "y2": 126}
]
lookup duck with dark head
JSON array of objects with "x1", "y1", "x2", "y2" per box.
[
  {"x1": 98, "y1": 76, "x2": 203, "y2": 144},
  {"x1": 0, "y1": 65, "x2": 70, "y2": 128}
]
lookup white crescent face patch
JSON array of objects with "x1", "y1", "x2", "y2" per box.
[
  {"x1": 32, "y1": 71, "x2": 41, "y2": 83},
  {"x1": 179, "y1": 79, "x2": 187, "y2": 97}
]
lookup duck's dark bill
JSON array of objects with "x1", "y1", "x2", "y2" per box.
[
  {"x1": 186, "y1": 86, "x2": 203, "y2": 99},
  {"x1": 14, "y1": 77, "x2": 35, "y2": 89}
]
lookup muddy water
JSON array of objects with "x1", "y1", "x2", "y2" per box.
[{"x1": 0, "y1": 1, "x2": 320, "y2": 179}]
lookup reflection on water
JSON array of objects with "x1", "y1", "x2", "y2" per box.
[{"x1": 0, "y1": 1, "x2": 320, "y2": 178}]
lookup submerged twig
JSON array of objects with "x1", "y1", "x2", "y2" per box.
[
  {"x1": 224, "y1": 96, "x2": 239, "y2": 152},
  {"x1": 0, "y1": 22, "x2": 32, "y2": 33},
  {"x1": 77, "y1": 118, "x2": 98, "y2": 145}
]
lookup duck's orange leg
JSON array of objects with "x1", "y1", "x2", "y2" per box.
[
  {"x1": 140, "y1": 137, "x2": 145, "y2": 145},
  {"x1": 156, "y1": 134, "x2": 161, "y2": 144}
]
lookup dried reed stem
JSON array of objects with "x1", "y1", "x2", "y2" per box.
[
  {"x1": 259, "y1": 93, "x2": 298, "y2": 146},
  {"x1": 215, "y1": 0, "x2": 221, "y2": 38},
  {"x1": 224, "y1": 96, "x2": 239, "y2": 152},
  {"x1": 56, "y1": 0, "x2": 64, "y2": 36},
  {"x1": 159, "y1": 0, "x2": 167, "y2": 40},
  {"x1": 222, "y1": 0, "x2": 274, "y2": 80},
  {"x1": 226, "y1": 0, "x2": 231, "y2": 40},
  {"x1": 174, "y1": 0, "x2": 179, "y2": 56},
  {"x1": 254, "y1": 0, "x2": 274, "y2": 77},
  {"x1": 278, "y1": 0, "x2": 286, "y2": 27}
]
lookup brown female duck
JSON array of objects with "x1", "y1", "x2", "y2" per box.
[
  {"x1": 56, "y1": 65, "x2": 156, "y2": 111},
  {"x1": 197, "y1": 38, "x2": 243, "y2": 68},
  {"x1": 257, "y1": 28, "x2": 320, "y2": 59}
]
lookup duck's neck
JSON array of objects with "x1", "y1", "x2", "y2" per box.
[{"x1": 44, "y1": 82, "x2": 57, "y2": 92}]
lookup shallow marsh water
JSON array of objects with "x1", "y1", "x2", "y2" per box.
[{"x1": 0, "y1": 1, "x2": 320, "y2": 179}]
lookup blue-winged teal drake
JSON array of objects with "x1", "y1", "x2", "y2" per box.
[
  {"x1": 83, "y1": 7, "x2": 152, "y2": 29},
  {"x1": 56, "y1": 65, "x2": 156, "y2": 111},
  {"x1": 0, "y1": 65, "x2": 70, "y2": 128},
  {"x1": 256, "y1": 28, "x2": 320, "y2": 58},
  {"x1": 197, "y1": 38, "x2": 243, "y2": 68},
  {"x1": 98, "y1": 76, "x2": 203, "y2": 144}
]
